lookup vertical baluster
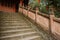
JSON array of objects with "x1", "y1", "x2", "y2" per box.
[
  {"x1": 22, "y1": 4, "x2": 24, "y2": 14},
  {"x1": 27, "y1": 6, "x2": 30, "y2": 17},
  {"x1": 35, "y1": 7, "x2": 39, "y2": 23},
  {"x1": 49, "y1": 6, "x2": 55, "y2": 36}
]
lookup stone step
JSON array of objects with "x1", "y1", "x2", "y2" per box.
[
  {"x1": 0, "y1": 14, "x2": 20, "y2": 16},
  {"x1": 0, "y1": 17, "x2": 23, "y2": 19},
  {"x1": 0, "y1": 20, "x2": 27, "y2": 22},
  {"x1": 0, "y1": 25, "x2": 29, "y2": 28},
  {"x1": 0, "y1": 22, "x2": 28, "y2": 25},
  {"x1": 0, "y1": 25, "x2": 29, "y2": 27},
  {"x1": 0, "y1": 32, "x2": 37, "y2": 39},
  {"x1": 1, "y1": 14, "x2": 22, "y2": 16},
  {"x1": 0, "y1": 27, "x2": 31, "y2": 31},
  {"x1": 22, "y1": 36, "x2": 40, "y2": 40},
  {"x1": 0, "y1": 16, "x2": 20, "y2": 18},
  {"x1": 0, "y1": 23, "x2": 29, "y2": 26},
  {"x1": 0, "y1": 18, "x2": 25, "y2": 21},
  {"x1": 30, "y1": 37, "x2": 43, "y2": 40},
  {"x1": 1, "y1": 14, "x2": 21, "y2": 16},
  {"x1": 0, "y1": 28, "x2": 33, "y2": 33},
  {"x1": 1, "y1": 16, "x2": 23, "y2": 18},
  {"x1": 0, "y1": 35, "x2": 40, "y2": 40},
  {"x1": 0, "y1": 12, "x2": 54, "y2": 40},
  {"x1": 0, "y1": 26, "x2": 30, "y2": 28},
  {"x1": 0, "y1": 18, "x2": 24, "y2": 20},
  {"x1": 0, "y1": 29, "x2": 36, "y2": 37}
]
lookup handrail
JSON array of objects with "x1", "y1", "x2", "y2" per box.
[
  {"x1": 19, "y1": 6, "x2": 60, "y2": 40},
  {"x1": 20, "y1": 6, "x2": 60, "y2": 23},
  {"x1": 54, "y1": 18, "x2": 60, "y2": 23}
]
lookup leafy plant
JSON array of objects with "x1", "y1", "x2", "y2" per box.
[
  {"x1": 28, "y1": 0, "x2": 60, "y2": 17},
  {"x1": 49, "y1": 0, "x2": 60, "y2": 18}
]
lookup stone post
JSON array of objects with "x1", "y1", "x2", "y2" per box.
[
  {"x1": 27, "y1": 6, "x2": 30, "y2": 17},
  {"x1": 22, "y1": 5, "x2": 24, "y2": 14},
  {"x1": 35, "y1": 7, "x2": 39, "y2": 23},
  {"x1": 49, "y1": 6, "x2": 55, "y2": 34}
]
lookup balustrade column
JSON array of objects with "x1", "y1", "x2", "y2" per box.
[
  {"x1": 27, "y1": 6, "x2": 30, "y2": 17},
  {"x1": 35, "y1": 7, "x2": 39, "y2": 23},
  {"x1": 49, "y1": 6, "x2": 55, "y2": 34},
  {"x1": 22, "y1": 5, "x2": 24, "y2": 14}
]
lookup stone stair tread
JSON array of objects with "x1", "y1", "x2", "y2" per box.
[
  {"x1": 0, "y1": 32, "x2": 37, "y2": 39},
  {"x1": 0, "y1": 25, "x2": 29, "y2": 27},
  {"x1": 0, "y1": 23, "x2": 28, "y2": 25},
  {"x1": 0, "y1": 28, "x2": 34, "y2": 33},
  {"x1": 22, "y1": 36, "x2": 40, "y2": 40},
  {"x1": 0, "y1": 12, "x2": 54, "y2": 40},
  {"x1": 0, "y1": 20, "x2": 25, "y2": 23},
  {"x1": 0, "y1": 20, "x2": 25, "y2": 22},
  {"x1": 30, "y1": 37, "x2": 43, "y2": 40},
  {"x1": 0, "y1": 24, "x2": 29, "y2": 26},
  {"x1": 1, "y1": 33, "x2": 39, "y2": 40},
  {"x1": 0, "y1": 35, "x2": 40, "y2": 40},
  {"x1": 0, "y1": 30, "x2": 36, "y2": 36},
  {"x1": 0, "y1": 26, "x2": 30, "y2": 28},
  {"x1": 0, "y1": 27, "x2": 31, "y2": 31}
]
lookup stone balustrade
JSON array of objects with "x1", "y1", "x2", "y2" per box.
[{"x1": 19, "y1": 6, "x2": 60, "y2": 40}]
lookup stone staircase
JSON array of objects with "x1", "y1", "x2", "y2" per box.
[{"x1": 0, "y1": 12, "x2": 54, "y2": 40}]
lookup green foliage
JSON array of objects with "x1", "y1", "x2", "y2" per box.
[
  {"x1": 49, "y1": 0, "x2": 60, "y2": 18},
  {"x1": 29, "y1": 0, "x2": 48, "y2": 14},
  {"x1": 39, "y1": 0, "x2": 48, "y2": 14},
  {"x1": 49, "y1": 0, "x2": 60, "y2": 8},
  {"x1": 55, "y1": 10, "x2": 60, "y2": 18},
  {"x1": 29, "y1": 0, "x2": 60, "y2": 17},
  {"x1": 29, "y1": 0, "x2": 39, "y2": 10}
]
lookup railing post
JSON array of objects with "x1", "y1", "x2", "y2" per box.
[
  {"x1": 49, "y1": 6, "x2": 55, "y2": 35},
  {"x1": 27, "y1": 6, "x2": 30, "y2": 17},
  {"x1": 22, "y1": 5, "x2": 24, "y2": 14},
  {"x1": 35, "y1": 7, "x2": 39, "y2": 23}
]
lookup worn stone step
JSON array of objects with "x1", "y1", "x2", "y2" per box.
[
  {"x1": 0, "y1": 18, "x2": 24, "y2": 20},
  {"x1": 30, "y1": 37, "x2": 43, "y2": 40},
  {"x1": 0, "y1": 35, "x2": 40, "y2": 40},
  {"x1": 0, "y1": 12, "x2": 54, "y2": 40},
  {"x1": 0, "y1": 26, "x2": 30, "y2": 28},
  {"x1": 0, "y1": 22, "x2": 26, "y2": 25},
  {"x1": 0, "y1": 36, "x2": 22, "y2": 40},
  {"x1": 0, "y1": 14, "x2": 23, "y2": 17},
  {"x1": 1, "y1": 18, "x2": 24, "y2": 20},
  {"x1": 0, "y1": 17, "x2": 23, "y2": 19},
  {"x1": 0, "y1": 19, "x2": 24, "y2": 21},
  {"x1": 0, "y1": 30, "x2": 37, "y2": 37},
  {"x1": 0, "y1": 27, "x2": 31, "y2": 31},
  {"x1": 1, "y1": 24, "x2": 29, "y2": 26},
  {"x1": 0, "y1": 20, "x2": 26, "y2": 23},
  {"x1": 0, "y1": 22, "x2": 28, "y2": 25},
  {"x1": 22, "y1": 36, "x2": 40, "y2": 40},
  {"x1": 0, "y1": 25, "x2": 29, "y2": 27},
  {"x1": 0, "y1": 14, "x2": 19, "y2": 17},
  {"x1": 0, "y1": 29, "x2": 36, "y2": 37},
  {"x1": 0, "y1": 28, "x2": 33, "y2": 33},
  {"x1": 0, "y1": 23, "x2": 29, "y2": 26},
  {"x1": 0, "y1": 19, "x2": 25, "y2": 21},
  {"x1": 0, "y1": 32, "x2": 37, "y2": 39},
  {"x1": 0, "y1": 17, "x2": 24, "y2": 19}
]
